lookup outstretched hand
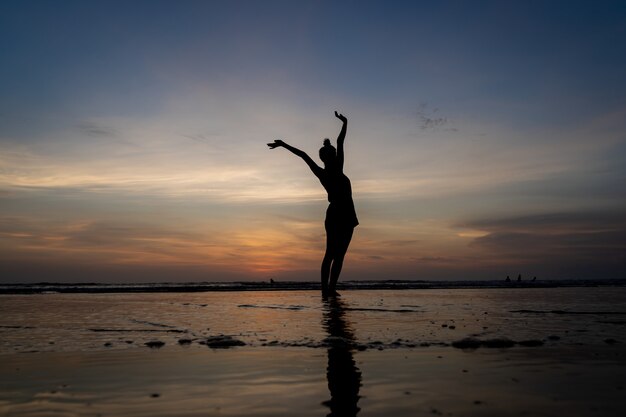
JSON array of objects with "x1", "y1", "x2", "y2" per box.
[
  {"x1": 267, "y1": 139, "x2": 285, "y2": 149},
  {"x1": 334, "y1": 111, "x2": 347, "y2": 123}
]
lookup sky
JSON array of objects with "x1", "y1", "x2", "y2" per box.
[{"x1": 1, "y1": 0, "x2": 625, "y2": 283}]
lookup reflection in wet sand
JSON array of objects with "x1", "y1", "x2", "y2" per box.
[{"x1": 322, "y1": 297, "x2": 362, "y2": 417}]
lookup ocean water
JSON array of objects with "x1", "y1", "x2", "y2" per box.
[
  {"x1": 1, "y1": 287, "x2": 625, "y2": 417},
  {"x1": 1, "y1": 287, "x2": 625, "y2": 354}
]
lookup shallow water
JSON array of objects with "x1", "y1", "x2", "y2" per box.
[
  {"x1": 1, "y1": 346, "x2": 625, "y2": 417},
  {"x1": 1, "y1": 288, "x2": 625, "y2": 416},
  {"x1": 1, "y1": 288, "x2": 625, "y2": 353}
]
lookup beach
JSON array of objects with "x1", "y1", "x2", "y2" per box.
[
  {"x1": 1, "y1": 287, "x2": 625, "y2": 416},
  {"x1": 3, "y1": 1, "x2": 626, "y2": 415}
]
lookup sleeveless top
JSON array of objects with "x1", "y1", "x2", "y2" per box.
[{"x1": 318, "y1": 170, "x2": 359, "y2": 230}]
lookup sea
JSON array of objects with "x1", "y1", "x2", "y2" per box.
[
  {"x1": 1, "y1": 279, "x2": 625, "y2": 354},
  {"x1": 1, "y1": 280, "x2": 625, "y2": 416}
]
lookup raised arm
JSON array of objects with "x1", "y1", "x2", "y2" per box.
[
  {"x1": 267, "y1": 139, "x2": 323, "y2": 178},
  {"x1": 334, "y1": 111, "x2": 347, "y2": 170}
]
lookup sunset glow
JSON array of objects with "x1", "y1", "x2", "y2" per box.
[{"x1": 1, "y1": 1, "x2": 625, "y2": 282}]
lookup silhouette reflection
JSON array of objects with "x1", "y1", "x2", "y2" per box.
[{"x1": 322, "y1": 297, "x2": 362, "y2": 417}]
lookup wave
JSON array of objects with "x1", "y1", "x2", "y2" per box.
[{"x1": 1, "y1": 279, "x2": 625, "y2": 294}]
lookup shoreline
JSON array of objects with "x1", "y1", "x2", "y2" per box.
[{"x1": 2, "y1": 278, "x2": 625, "y2": 294}]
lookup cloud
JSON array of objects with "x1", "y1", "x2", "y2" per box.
[
  {"x1": 0, "y1": 213, "x2": 328, "y2": 282},
  {"x1": 463, "y1": 211, "x2": 626, "y2": 234},
  {"x1": 461, "y1": 211, "x2": 626, "y2": 278},
  {"x1": 380, "y1": 239, "x2": 421, "y2": 247},
  {"x1": 413, "y1": 256, "x2": 454, "y2": 263},
  {"x1": 415, "y1": 103, "x2": 454, "y2": 131},
  {"x1": 76, "y1": 121, "x2": 118, "y2": 137},
  {"x1": 0, "y1": 217, "x2": 214, "y2": 264}
]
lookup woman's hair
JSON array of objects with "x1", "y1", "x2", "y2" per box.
[{"x1": 319, "y1": 138, "x2": 336, "y2": 165}]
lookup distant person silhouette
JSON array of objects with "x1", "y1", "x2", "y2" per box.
[{"x1": 268, "y1": 111, "x2": 358, "y2": 297}]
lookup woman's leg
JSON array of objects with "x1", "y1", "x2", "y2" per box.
[
  {"x1": 328, "y1": 228, "x2": 354, "y2": 292},
  {"x1": 321, "y1": 251, "x2": 333, "y2": 293},
  {"x1": 321, "y1": 228, "x2": 335, "y2": 293}
]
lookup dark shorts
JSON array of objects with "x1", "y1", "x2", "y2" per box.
[{"x1": 325, "y1": 203, "x2": 359, "y2": 232}]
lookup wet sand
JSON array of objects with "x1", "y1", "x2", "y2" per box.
[
  {"x1": 1, "y1": 288, "x2": 625, "y2": 416},
  {"x1": 1, "y1": 346, "x2": 625, "y2": 417}
]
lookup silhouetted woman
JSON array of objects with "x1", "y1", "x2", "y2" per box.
[{"x1": 268, "y1": 111, "x2": 358, "y2": 296}]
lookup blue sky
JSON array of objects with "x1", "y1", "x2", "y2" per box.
[{"x1": 1, "y1": 0, "x2": 625, "y2": 282}]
